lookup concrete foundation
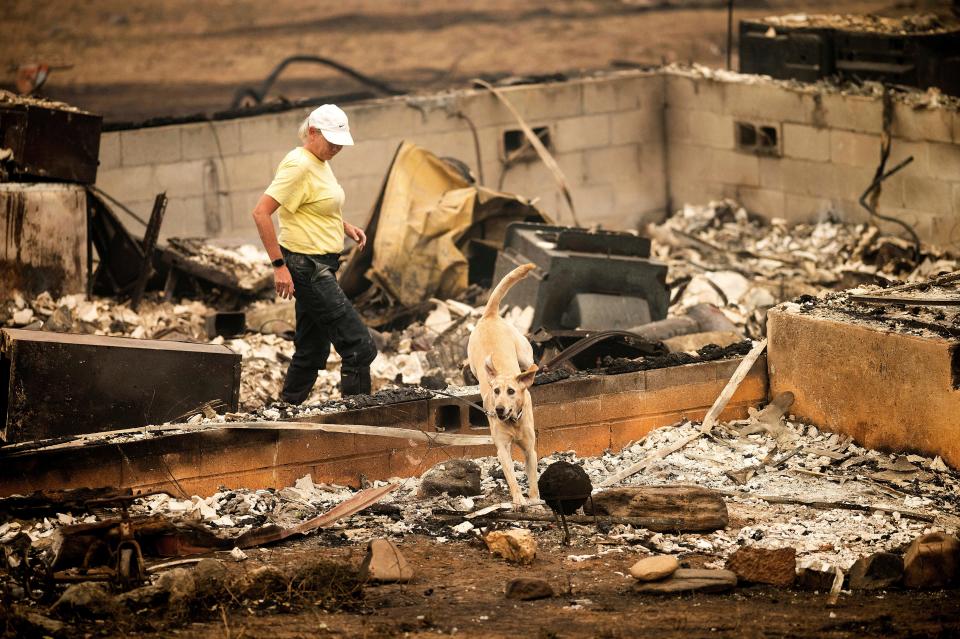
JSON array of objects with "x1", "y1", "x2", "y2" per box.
[
  {"x1": 0, "y1": 355, "x2": 767, "y2": 496},
  {"x1": 767, "y1": 307, "x2": 960, "y2": 469}
]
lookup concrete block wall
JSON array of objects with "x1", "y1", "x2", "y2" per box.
[
  {"x1": 664, "y1": 70, "x2": 960, "y2": 249},
  {"x1": 95, "y1": 70, "x2": 667, "y2": 242}
]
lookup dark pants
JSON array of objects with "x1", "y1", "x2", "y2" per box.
[{"x1": 280, "y1": 248, "x2": 377, "y2": 404}]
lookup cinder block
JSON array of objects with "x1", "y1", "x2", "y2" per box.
[
  {"x1": 556, "y1": 151, "x2": 587, "y2": 185},
  {"x1": 955, "y1": 183, "x2": 960, "y2": 216},
  {"x1": 687, "y1": 110, "x2": 735, "y2": 150},
  {"x1": 181, "y1": 121, "x2": 241, "y2": 160},
  {"x1": 783, "y1": 193, "x2": 835, "y2": 224},
  {"x1": 736, "y1": 187, "x2": 786, "y2": 217},
  {"x1": 783, "y1": 123, "x2": 830, "y2": 162},
  {"x1": 667, "y1": 143, "x2": 712, "y2": 185},
  {"x1": 582, "y1": 72, "x2": 661, "y2": 113},
  {"x1": 498, "y1": 81, "x2": 583, "y2": 122},
  {"x1": 222, "y1": 153, "x2": 274, "y2": 192},
  {"x1": 767, "y1": 307, "x2": 960, "y2": 468},
  {"x1": 227, "y1": 188, "x2": 266, "y2": 234},
  {"x1": 332, "y1": 137, "x2": 403, "y2": 179},
  {"x1": 161, "y1": 196, "x2": 206, "y2": 239},
  {"x1": 98, "y1": 132, "x2": 121, "y2": 170},
  {"x1": 901, "y1": 175, "x2": 953, "y2": 214},
  {"x1": 666, "y1": 107, "x2": 691, "y2": 144},
  {"x1": 665, "y1": 73, "x2": 726, "y2": 113},
  {"x1": 892, "y1": 102, "x2": 953, "y2": 143},
  {"x1": 412, "y1": 129, "x2": 479, "y2": 158},
  {"x1": 832, "y1": 163, "x2": 878, "y2": 205},
  {"x1": 710, "y1": 149, "x2": 759, "y2": 187},
  {"x1": 668, "y1": 179, "x2": 718, "y2": 211},
  {"x1": 609, "y1": 108, "x2": 661, "y2": 145},
  {"x1": 120, "y1": 127, "x2": 181, "y2": 166},
  {"x1": 759, "y1": 157, "x2": 784, "y2": 191},
  {"x1": 95, "y1": 165, "x2": 155, "y2": 203},
  {"x1": 928, "y1": 142, "x2": 960, "y2": 182},
  {"x1": 450, "y1": 91, "x2": 515, "y2": 129},
  {"x1": 239, "y1": 113, "x2": 300, "y2": 153},
  {"x1": 830, "y1": 130, "x2": 881, "y2": 167},
  {"x1": 724, "y1": 81, "x2": 815, "y2": 124},
  {"x1": 781, "y1": 158, "x2": 838, "y2": 197},
  {"x1": 347, "y1": 99, "x2": 423, "y2": 140},
  {"x1": 887, "y1": 137, "x2": 930, "y2": 176},
  {"x1": 554, "y1": 114, "x2": 611, "y2": 152},
  {"x1": 918, "y1": 209, "x2": 960, "y2": 250},
  {"x1": 585, "y1": 144, "x2": 643, "y2": 183},
  {"x1": 818, "y1": 93, "x2": 883, "y2": 133},
  {"x1": 153, "y1": 160, "x2": 206, "y2": 198}
]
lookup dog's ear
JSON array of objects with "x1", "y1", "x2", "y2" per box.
[
  {"x1": 484, "y1": 355, "x2": 497, "y2": 378},
  {"x1": 516, "y1": 364, "x2": 538, "y2": 388}
]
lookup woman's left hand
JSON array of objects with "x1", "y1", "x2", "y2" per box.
[{"x1": 344, "y1": 222, "x2": 367, "y2": 251}]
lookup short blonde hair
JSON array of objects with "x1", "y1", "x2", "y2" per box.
[{"x1": 297, "y1": 117, "x2": 310, "y2": 143}]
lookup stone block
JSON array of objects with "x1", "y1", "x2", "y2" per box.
[
  {"x1": 767, "y1": 307, "x2": 960, "y2": 468},
  {"x1": 710, "y1": 149, "x2": 759, "y2": 187},
  {"x1": 724, "y1": 81, "x2": 815, "y2": 124},
  {"x1": 120, "y1": 126, "x2": 181, "y2": 166},
  {"x1": 181, "y1": 121, "x2": 241, "y2": 160},
  {"x1": 927, "y1": 142, "x2": 960, "y2": 182},
  {"x1": 98, "y1": 132, "x2": 121, "y2": 170},
  {"x1": 554, "y1": 114, "x2": 611, "y2": 152},
  {"x1": 222, "y1": 153, "x2": 274, "y2": 192},
  {"x1": 665, "y1": 73, "x2": 726, "y2": 113},
  {"x1": 892, "y1": 103, "x2": 954, "y2": 143},
  {"x1": 725, "y1": 546, "x2": 796, "y2": 587},
  {"x1": 830, "y1": 130, "x2": 881, "y2": 167},
  {"x1": 359, "y1": 539, "x2": 414, "y2": 583},
  {"x1": 585, "y1": 144, "x2": 643, "y2": 184},
  {"x1": 238, "y1": 112, "x2": 301, "y2": 153},
  {"x1": 609, "y1": 108, "x2": 661, "y2": 145},
  {"x1": 783, "y1": 123, "x2": 830, "y2": 162},
  {"x1": 818, "y1": 93, "x2": 883, "y2": 134}
]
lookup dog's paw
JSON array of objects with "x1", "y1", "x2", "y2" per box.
[{"x1": 511, "y1": 496, "x2": 528, "y2": 510}]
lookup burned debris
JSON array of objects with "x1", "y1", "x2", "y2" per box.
[{"x1": 3, "y1": 3, "x2": 960, "y2": 636}]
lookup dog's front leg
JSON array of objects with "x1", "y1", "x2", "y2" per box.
[{"x1": 495, "y1": 438, "x2": 526, "y2": 509}]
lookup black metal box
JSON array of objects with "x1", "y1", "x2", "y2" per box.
[
  {"x1": 0, "y1": 101, "x2": 102, "y2": 184},
  {"x1": 1, "y1": 329, "x2": 241, "y2": 443}
]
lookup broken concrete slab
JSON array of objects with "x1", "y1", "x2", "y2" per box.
[
  {"x1": 485, "y1": 529, "x2": 537, "y2": 565},
  {"x1": 1, "y1": 328, "x2": 241, "y2": 443},
  {"x1": 632, "y1": 568, "x2": 737, "y2": 594}
]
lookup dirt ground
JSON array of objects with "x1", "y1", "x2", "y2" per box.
[
  {"x1": 137, "y1": 531, "x2": 960, "y2": 639},
  {"x1": 1, "y1": 0, "x2": 933, "y2": 123}
]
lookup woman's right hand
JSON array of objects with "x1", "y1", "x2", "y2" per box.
[{"x1": 275, "y1": 265, "x2": 295, "y2": 299}]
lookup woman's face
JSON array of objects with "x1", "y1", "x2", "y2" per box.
[{"x1": 307, "y1": 128, "x2": 343, "y2": 161}]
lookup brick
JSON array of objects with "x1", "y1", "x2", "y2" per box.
[
  {"x1": 928, "y1": 142, "x2": 960, "y2": 182},
  {"x1": 830, "y1": 130, "x2": 881, "y2": 167},
  {"x1": 819, "y1": 93, "x2": 883, "y2": 134},
  {"x1": 724, "y1": 81, "x2": 815, "y2": 124},
  {"x1": 892, "y1": 102, "x2": 953, "y2": 143},
  {"x1": 181, "y1": 121, "x2": 241, "y2": 160},
  {"x1": 710, "y1": 149, "x2": 760, "y2": 187},
  {"x1": 665, "y1": 73, "x2": 726, "y2": 113},
  {"x1": 98, "y1": 132, "x2": 121, "y2": 170},
  {"x1": 221, "y1": 153, "x2": 274, "y2": 192},
  {"x1": 585, "y1": 145, "x2": 643, "y2": 183},
  {"x1": 687, "y1": 110, "x2": 735, "y2": 150},
  {"x1": 902, "y1": 176, "x2": 953, "y2": 214},
  {"x1": 609, "y1": 108, "x2": 661, "y2": 145},
  {"x1": 582, "y1": 72, "x2": 661, "y2": 113},
  {"x1": 153, "y1": 160, "x2": 206, "y2": 198},
  {"x1": 782, "y1": 123, "x2": 830, "y2": 162},
  {"x1": 554, "y1": 114, "x2": 611, "y2": 152},
  {"x1": 120, "y1": 126, "x2": 181, "y2": 166},
  {"x1": 737, "y1": 187, "x2": 785, "y2": 217}
]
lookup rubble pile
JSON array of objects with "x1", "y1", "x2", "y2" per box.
[
  {"x1": 647, "y1": 199, "x2": 960, "y2": 337},
  {"x1": 759, "y1": 13, "x2": 956, "y2": 35},
  {"x1": 164, "y1": 238, "x2": 274, "y2": 293}
]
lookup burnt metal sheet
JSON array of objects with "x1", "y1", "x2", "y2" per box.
[
  {"x1": 0, "y1": 103, "x2": 102, "y2": 184},
  {"x1": 0, "y1": 328, "x2": 241, "y2": 444}
]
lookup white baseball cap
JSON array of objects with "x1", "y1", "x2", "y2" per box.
[{"x1": 307, "y1": 104, "x2": 354, "y2": 146}]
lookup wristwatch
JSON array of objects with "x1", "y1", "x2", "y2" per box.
[{"x1": 271, "y1": 257, "x2": 285, "y2": 268}]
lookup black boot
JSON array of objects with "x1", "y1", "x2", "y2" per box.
[{"x1": 341, "y1": 366, "x2": 371, "y2": 397}]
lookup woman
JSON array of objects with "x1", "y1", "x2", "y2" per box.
[{"x1": 251, "y1": 104, "x2": 376, "y2": 403}]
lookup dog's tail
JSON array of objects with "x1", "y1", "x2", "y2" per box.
[{"x1": 482, "y1": 263, "x2": 536, "y2": 319}]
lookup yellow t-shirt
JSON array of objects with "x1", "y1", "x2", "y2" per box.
[{"x1": 265, "y1": 147, "x2": 345, "y2": 255}]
